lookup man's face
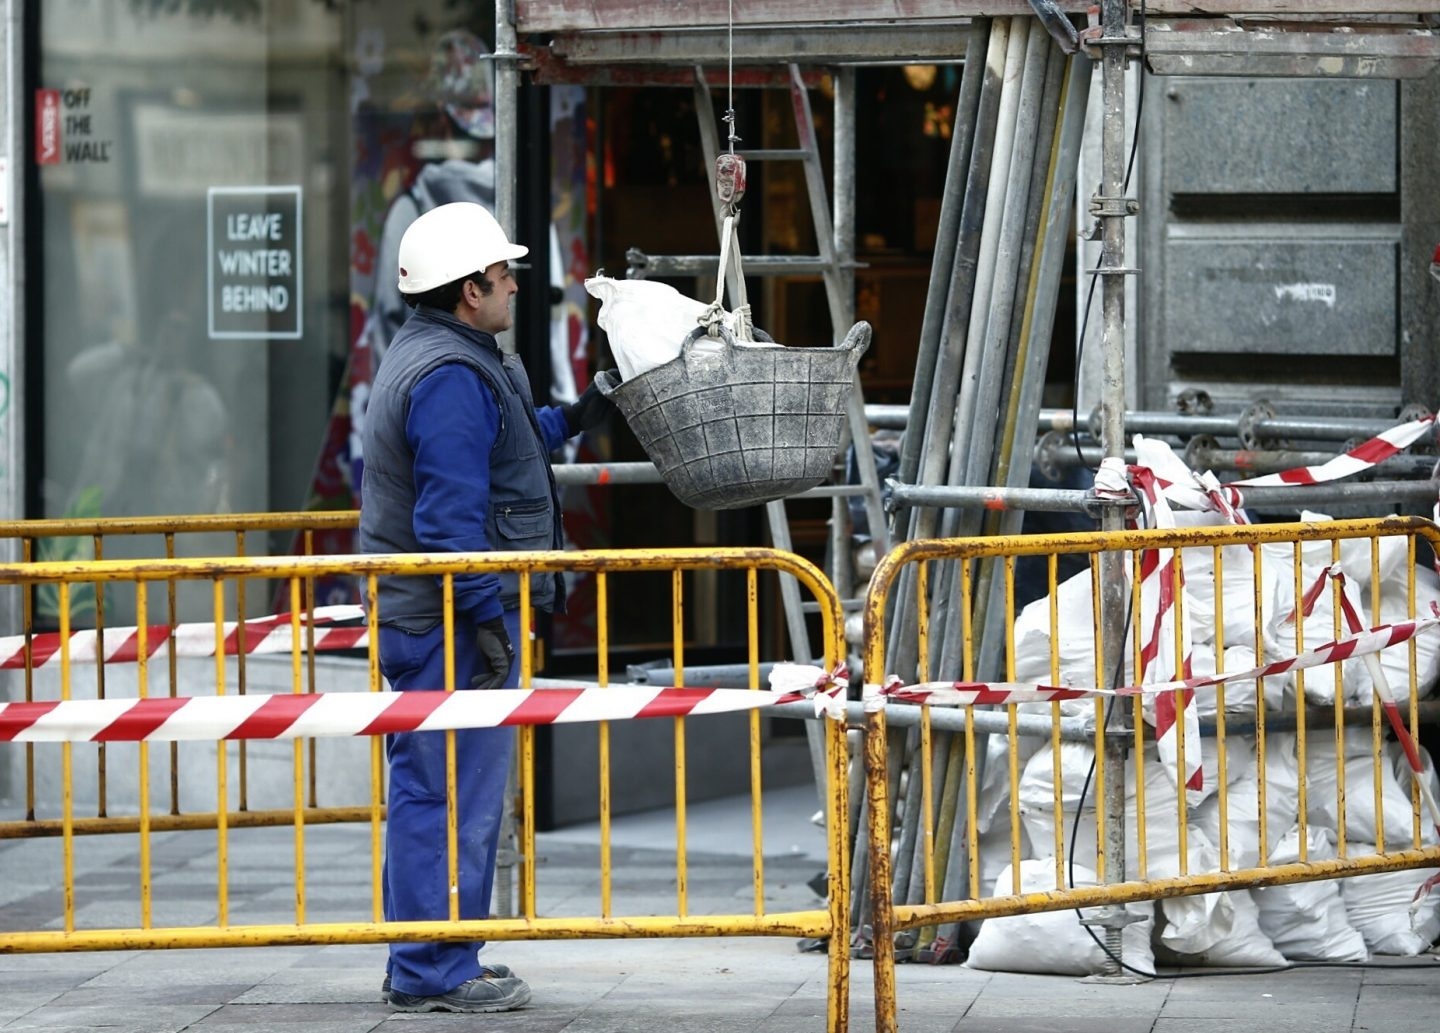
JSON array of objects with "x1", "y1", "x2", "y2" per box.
[{"x1": 470, "y1": 260, "x2": 517, "y2": 335}]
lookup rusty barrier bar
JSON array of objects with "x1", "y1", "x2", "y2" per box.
[
  {"x1": 0, "y1": 547, "x2": 852, "y2": 1032},
  {"x1": 0, "y1": 512, "x2": 356, "y2": 834},
  {"x1": 864, "y1": 516, "x2": 1440, "y2": 1033}
]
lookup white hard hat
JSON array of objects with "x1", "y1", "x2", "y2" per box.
[{"x1": 396, "y1": 201, "x2": 528, "y2": 294}]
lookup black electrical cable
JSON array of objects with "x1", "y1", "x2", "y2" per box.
[
  {"x1": 1070, "y1": 0, "x2": 1146, "y2": 474},
  {"x1": 1065, "y1": 507, "x2": 1159, "y2": 978}
]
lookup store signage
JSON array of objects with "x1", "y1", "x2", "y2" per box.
[
  {"x1": 35, "y1": 89, "x2": 60, "y2": 165},
  {"x1": 207, "y1": 186, "x2": 303, "y2": 340},
  {"x1": 34, "y1": 87, "x2": 112, "y2": 164}
]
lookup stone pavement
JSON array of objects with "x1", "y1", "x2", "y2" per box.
[{"x1": 1, "y1": 785, "x2": 1437, "y2": 1032}]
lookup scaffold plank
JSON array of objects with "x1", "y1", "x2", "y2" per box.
[
  {"x1": 544, "y1": 22, "x2": 973, "y2": 64},
  {"x1": 517, "y1": 1, "x2": 1440, "y2": 34}
]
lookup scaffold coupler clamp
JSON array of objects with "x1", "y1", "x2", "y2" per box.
[
  {"x1": 1084, "y1": 455, "x2": 1138, "y2": 521},
  {"x1": 1237, "y1": 399, "x2": 1283, "y2": 451},
  {"x1": 1084, "y1": 193, "x2": 1140, "y2": 254},
  {"x1": 624, "y1": 246, "x2": 650, "y2": 280},
  {"x1": 1077, "y1": 4, "x2": 1144, "y2": 61}
]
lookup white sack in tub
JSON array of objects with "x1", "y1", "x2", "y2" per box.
[{"x1": 585, "y1": 276, "x2": 755, "y2": 381}]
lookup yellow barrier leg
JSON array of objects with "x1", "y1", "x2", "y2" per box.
[{"x1": 865, "y1": 704, "x2": 896, "y2": 1033}]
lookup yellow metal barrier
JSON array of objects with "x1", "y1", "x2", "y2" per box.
[
  {"x1": 864, "y1": 516, "x2": 1440, "y2": 1032},
  {"x1": 0, "y1": 512, "x2": 358, "y2": 835},
  {"x1": 0, "y1": 547, "x2": 852, "y2": 1031}
]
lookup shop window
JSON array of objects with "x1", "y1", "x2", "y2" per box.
[{"x1": 33, "y1": 0, "x2": 347, "y2": 625}]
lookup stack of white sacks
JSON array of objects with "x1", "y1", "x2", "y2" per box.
[{"x1": 965, "y1": 512, "x2": 1440, "y2": 974}]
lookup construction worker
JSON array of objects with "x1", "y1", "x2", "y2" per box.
[{"x1": 359, "y1": 200, "x2": 612, "y2": 1013}]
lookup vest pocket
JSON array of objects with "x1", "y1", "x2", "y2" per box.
[{"x1": 494, "y1": 496, "x2": 553, "y2": 547}]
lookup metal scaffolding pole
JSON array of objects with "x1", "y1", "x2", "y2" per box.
[
  {"x1": 885, "y1": 18, "x2": 1010, "y2": 690},
  {"x1": 1038, "y1": 407, "x2": 1429, "y2": 445},
  {"x1": 922, "y1": 19, "x2": 1029, "y2": 685},
  {"x1": 493, "y1": 0, "x2": 522, "y2": 922},
  {"x1": 1087, "y1": 0, "x2": 1142, "y2": 984},
  {"x1": 930, "y1": 22, "x2": 1047, "y2": 685},
  {"x1": 494, "y1": 0, "x2": 520, "y2": 353},
  {"x1": 971, "y1": 49, "x2": 1092, "y2": 680},
  {"x1": 896, "y1": 22, "x2": 990, "y2": 496}
]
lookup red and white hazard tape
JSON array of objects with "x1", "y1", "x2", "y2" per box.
[
  {"x1": 1118, "y1": 416, "x2": 1436, "y2": 791},
  {"x1": 876, "y1": 601, "x2": 1440, "y2": 708},
  {"x1": 1309, "y1": 564, "x2": 1440, "y2": 909},
  {"x1": 0, "y1": 663, "x2": 850, "y2": 743},
  {"x1": 879, "y1": 679, "x2": 1095, "y2": 707},
  {"x1": 0, "y1": 606, "x2": 369, "y2": 671},
  {"x1": 1228, "y1": 413, "x2": 1435, "y2": 488},
  {"x1": 1128, "y1": 448, "x2": 1204, "y2": 793},
  {"x1": 1129, "y1": 414, "x2": 1436, "y2": 522}
]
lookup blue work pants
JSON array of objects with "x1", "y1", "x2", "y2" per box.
[{"x1": 380, "y1": 608, "x2": 520, "y2": 997}]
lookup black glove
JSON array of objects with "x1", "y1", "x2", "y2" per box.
[
  {"x1": 470, "y1": 617, "x2": 515, "y2": 690},
  {"x1": 562, "y1": 376, "x2": 618, "y2": 436}
]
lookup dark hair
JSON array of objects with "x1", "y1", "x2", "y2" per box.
[{"x1": 402, "y1": 268, "x2": 493, "y2": 311}]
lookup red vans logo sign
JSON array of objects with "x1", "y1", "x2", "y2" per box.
[{"x1": 35, "y1": 89, "x2": 61, "y2": 165}]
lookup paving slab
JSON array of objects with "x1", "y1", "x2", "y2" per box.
[{"x1": 3, "y1": 785, "x2": 1439, "y2": 1032}]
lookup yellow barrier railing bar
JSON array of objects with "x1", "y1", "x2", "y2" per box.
[
  {"x1": 236, "y1": 533, "x2": 248, "y2": 812},
  {"x1": 1049, "y1": 553, "x2": 1064, "y2": 886},
  {"x1": 673, "y1": 567, "x2": 689, "y2": 919},
  {"x1": 1254, "y1": 540, "x2": 1270, "y2": 868},
  {"x1": 520, "y1": 575, "x2": 537, "y2": 921},
  {"x1": 1172, "y1": 542, "x2": 1190, "y2": 877},
  {"x1": 748, "y1": 567, "x2": 764, "y2": 918},
  {"x1": 1005, "y1": 556, "x2": 1022, "y2": 897},
  {"x1": 597, "y1": 569, "x2": 613, "y2": 920},
  {"x1": 442, "y1": 573, "x2": 460, "y2": 924},
  {"x1": 1407, "y1": 534, "x2": 1421, "y2": 847},
  {"x1": 60, "y1": 581, "x2": 75, "y2": 933},
  {"x1": 290, "y1": 578, "x2": 307, "y2": 925},
  {"x1": 94, "y1": 535, "x2": 107, "y2": 821},
  {"x1": 1089, "y1": 553, "x2": 1106, "y2": 882},
  {"x1": 865, "y1": 516, "x2": 1440, "y2": 1033},
  {"x1": 1292, "y1": 539, "x2": 1309, "y2": 862},
  {"x1": 1214, "y1": 544, "x2": 1230, "y2": 873},
  {"x1": 1332, "y1": 538, "x2": 1348, "y2": 858},
  {"x1": 1374, "y1": 538, "x2": 1388, "y2": 853},
  {"x1": 137, "y1": 580, "x2": 154, "y2": 929},
  {"x1": 1, "y1": 544, "x2": 851, "y2": 1027},
  {"x1": 960, "y1": 557, "x2": 979, "y2": 902},
  {"x1": 214, "y1": 577, "x2": 230, "y2": 928},
  {"x1": 916, "y1": 561, "x2": 935, "y2": 906},
  {"x1": 367, "y1": 573, "x2": 384, "y2": 925}
]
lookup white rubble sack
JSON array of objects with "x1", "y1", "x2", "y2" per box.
[
  {"x1": 1258, "y1": 512, "x2": 1411, "y2": 708},
  {"x1": 1386, "y1": 738, "x2": 1440, "y2": 847},
  {"x1": 1017, "y1": 740, "x2": 1217, "y2": 874},
  {"x1": 1250, "y1": 827, "x2": 1369, "y2": 962},
  {"x1": 1289, "y1": 729, "x2": 1434, "y2": 849},
  {"x1": 1191, "y1": 741, "x2": 1262, "y2": 869},
  {"x1": 964, "y1": 858, "x2": 1155, "y2": 976},
  {"x1": 1152, "y1": 828, "x2": 1286, "y2": 968},
  {"x1": 1344, "y1": 563, "x2": 1440, "y2": 705},
  {"x1": 1340, "y1": 843, "x2": 1440, "y2": 955}
]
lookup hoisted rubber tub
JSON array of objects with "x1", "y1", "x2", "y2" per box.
[
  {"x1": 596, "y1": 320, "x2": 870, "y2": 510},
  {"x1": 593, "y1": 121, "x2": 869, "y2": 510}
]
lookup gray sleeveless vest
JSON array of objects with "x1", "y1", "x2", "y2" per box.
[{"x1": 359, "y1": 306, "x2": 564, "y2": 630}]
